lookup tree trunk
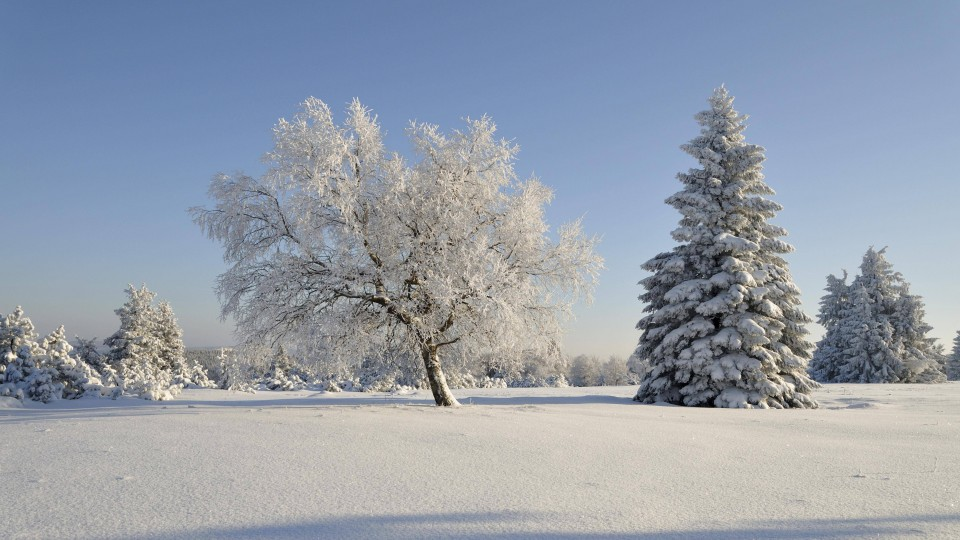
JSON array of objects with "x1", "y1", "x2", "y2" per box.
[{"x1": 421, "y1": 343, "x2": 460, "y2": 407}]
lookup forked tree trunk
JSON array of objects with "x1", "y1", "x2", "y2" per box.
[{"x1": 421, "y1": 343, "x2": 460, "y2": 406}]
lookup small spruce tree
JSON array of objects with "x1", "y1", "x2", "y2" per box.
[
  {"x1": 1, "y1": 306, "x2": 59, "y2": 401},
  {"x1": 40, "y1": 326, "x2": 105, "y2": 399},
  {"x1": 264, "y1": 345, "x2": 298, "y2": 391},
  {"x1": 74, "y1": 336, "x2": 122, "y2": 397},
  {"x1": 104, "y1": 285, "x2": 177, "y2": 400},
  {"x1": 810, "y1": 247, "x2": 945, "y2": 383},
  {"x1": 809, "y1": 272, "x2": 851, "y2": 382},
  {"x1": 948, "y1": 331, "x2": 960, "y2": 381}
]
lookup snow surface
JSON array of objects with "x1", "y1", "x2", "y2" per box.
[{"x1": 2, "y1": 384, "x2": 959, "y2": 539}]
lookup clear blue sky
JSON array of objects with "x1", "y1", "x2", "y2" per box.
[{"x1": 2, "y1": 0, "x2": 958, "y2": 358}]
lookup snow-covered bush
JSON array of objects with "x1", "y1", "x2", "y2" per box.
[
  {"x1": 810, "y1": 248, "x2": 945, "y2": 384},
  {"x1": 0, "y1": 307, "x2": 68, "y2": 402},
  {"x1": 633, "y1": 86, "x2": 817, "y2": 409}
]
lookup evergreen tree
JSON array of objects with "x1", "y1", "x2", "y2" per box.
[
  {"x1": 948, "y1": 331, "x2": 960, "y2": 381},
  {"x1": 217, "y1": 348, "x2": 255, "y2": 393},
  {"x1": 0, "y1": 307, "x2": 62, "y2": 402},
  {"x1": 836, "y1": 283, "x2": 902, "y2": 383},
  {"x1": 264, "y1": 345, "x2": 298, "y2": 391},
  {"x1": 74, "y1": 336, "x2": 122, "y2": 395},
  {"x1": 849, "y1": 248, "x2": 943, "y2": 382},
  {"x1": 104, "y1": 285, "x2": 176, "y2": 400},
  {"x1": 634, "y1": 87, "x2": 817, "y2": 409},
  {"x1": 811, "y1": 247, "x2": 945, "y2": 383},
  {"x1": 153, "y1": 301, "x2": 213, "y2": 388},
  {"x1": 808, "y1": 272, "x2": 850, "y2": 382},
  {"x1": 40, "y1": 326, "x2": 105, "y2": 399}
]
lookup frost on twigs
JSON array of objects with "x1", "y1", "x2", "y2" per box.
[
  {"x1": 192, "y1": 98, "x2": 602, "y2": 406},
  {"x1": 633, "y1": 86, "x2": 817, "y2": 409}
]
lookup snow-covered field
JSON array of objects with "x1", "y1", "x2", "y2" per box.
[{"x1": 3, "y1": 384, "x2": 958, "y2": 539}]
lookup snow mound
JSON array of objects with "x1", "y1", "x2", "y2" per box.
[{"x1": 0, "y1": 396, "x2": 23, "y2": 408}]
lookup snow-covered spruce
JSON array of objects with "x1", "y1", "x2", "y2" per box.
[
  {"x1": 40, "y1": 326, "x2": 105, "y2": 399},
  {"x1": 808, "y1": 272, "x2": 850, "y2": 382},
  {"x1": 217, "y1": 348, "x2": 255, "y2": 393},
  {"x1": 949, "y1": 331, "x2": 960, "y2": 381},
  {"x1": 73, "y1": 335, "x2": 121, "y2": 396},
  {"x1": 104, "y1": 285, "x2": 176, "y2": 400},
  {"x1": 1, "y1": 306, "x2": 63, "y2": 402},
  {"x1": 263, "y1": 345, "x2": 305, "y2": 391},
  {"x1": 810, "y1": 248, "x2": 945, "y2": 384},
  {"x1": 104, "y1": 285, "x2": 211, "y2": 399},
  {"x1": 155, "y1": 301, "x2": 214, "y2": 389},
  {"x1": 634, "y1": 86, "x2": 817, "y2": 409},
  {"x1": 1, "y1": 307, "x2": 109, "y2": 402},
  {"x1": 192, "y1": 98, "x2": 602, "y2": 406}
]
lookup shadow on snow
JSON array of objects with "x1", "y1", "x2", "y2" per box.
[{"x1": 123, "y1": 511, "x2": 960, "y2": 540}]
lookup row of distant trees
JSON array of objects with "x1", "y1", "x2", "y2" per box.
[
  {"x1": 7, "y1": 89, "x2": 960, "y2": 406},
  {"x1": 3, "y1": 285, "x2": 958, "y2": 404},
  {"x1": 1, "y1": 294, "x2": 650, "y2": 403},
  {"x1": 0, "y1": 285, "x2": 214, "y2": 402},
  {"x1": 191, "y1": 345, "x2": 644, "y2": 395}
]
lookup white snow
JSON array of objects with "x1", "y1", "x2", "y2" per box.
[{"x1": 2, "y1": 384, "x2": 959, "y2": 539}]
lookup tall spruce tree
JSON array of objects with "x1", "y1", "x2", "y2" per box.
[{"x1": 634, "y1": 86, "x2": 817, "y2": 409}]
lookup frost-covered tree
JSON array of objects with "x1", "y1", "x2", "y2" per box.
[
  {"x1": 569, "y1": 354, "x2": 602, "y2": 387},
  {"x1": 634, "y1": 86, "x2": 817, "y2": 409},
  {"x1": 193, "y1": 98, "x2": 602, "y2": 406},
  {"x1": 808, "y1": 271, "x2": 850, "y2": 382},
  {"x1": 263, "y1": 345, "x2": 304, "y2": 391},
  {"x1": 811, "y1": 248, "x2": 944, "y2": 383},
  {"x1": 153, "y1": 301, "x2": 212, "y2": 388},
  {"x1": 154, "y1": 301, "x2": 185, "y2": 373},
  {"x1": 104, "y1": 285, "x2": 177, "y2": 400},
  {"x1": 835, "y1": 283, "x2": 902, "y2": 383},
  {"x1": 600, "y1": 355, "x2": 630, "y2": 386},
  {"x1": 217, "y1": 348, "x2": 255, "y2": 393},
  {"x1": 948, "y1": 331, "x2": 960, "y2": 381},
  {"x1": 0, "y1": 306, "x2": 56, "y2": 401},
  {"x1": 74, "y1": 336, "x2": 121, "y2": 396},
  {"x1": 40, "y1": 326, "x2": 105, "y2": 399}
]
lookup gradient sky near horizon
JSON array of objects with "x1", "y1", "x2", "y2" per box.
[{"x1": 2, "y1": 0, "x2": 958, "y2": 358}]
